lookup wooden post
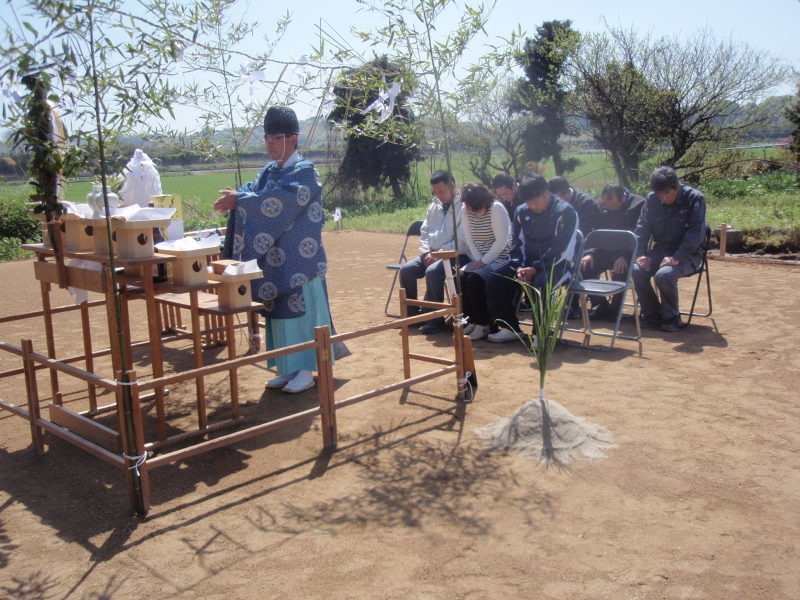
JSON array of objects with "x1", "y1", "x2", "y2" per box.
[
  {"x1": 314, "y1": 326, "x2": 337, "y2": 449},
  {"x1": 80, "y1": 301, "x2": 98, "y2": 413},
  {"x1": 189, "y1": 290, "x2": 207, "y2": 430},
  {"x1": 141, "y1": 266, "x2": 167, "y2": 441},
  {"x1": 225, "y1": 314, "x2": 239, "y2": 419},
  {"x1": 21, "y1": 339, "x2": 44, "y2": 454},
  {"x1": 719, "y1": 223, "x2": 728, "y2": 258},
  {"x1": 399, "y1": 288, "x2": 411, "y2": 380},
  {"x1": 38, "y1": 278, "x2": 62, "y2": 405}
]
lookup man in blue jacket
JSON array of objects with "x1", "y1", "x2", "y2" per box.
[
  {"x1": 632, "y1": 167, "x2": 706, "y2": 332},
  {"x1": 214, "y1": 106, "x2": 347, "y2": 393},
  {"x1": 488, "y1": 174, "x2": 578, "y2": 342}
]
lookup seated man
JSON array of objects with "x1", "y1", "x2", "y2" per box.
[
  {"x1": 581, "y1": 183, "x2": 645, "y2": 320},
  {"x1": 548, "y1": 175, "x2": 596, "y2": 237},
  {"x1": 492, "y1": 173, "x2": 521, "y2": 218},
  {"x1": 488, "y1": 174, "x2": 578, "y2": 343},
  {"x1": 632, "y1": 166, "x2": 706, "y2": 332},
  {"x1": 399, "y1": 170, "x2": 466, "y2": 334}
]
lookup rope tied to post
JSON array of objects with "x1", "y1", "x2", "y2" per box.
[{"x1": 123, "y1": 452, "x2": 147, "y2": 477}]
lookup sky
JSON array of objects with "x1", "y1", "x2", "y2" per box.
[
  {"x1": 207, "y1": 0, "x2": 800, "y2": 123},
  {"x1": 1, "y1": 0, "x2": 798, "y2": 132}
]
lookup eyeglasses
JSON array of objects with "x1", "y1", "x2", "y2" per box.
[{"x1": 265, "y1": 134, "x2": 294, "y2": 143}]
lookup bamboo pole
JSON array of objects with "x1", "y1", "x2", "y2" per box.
[{"x1": 720, "y1": 223, "x2": 728, "y2": 258}]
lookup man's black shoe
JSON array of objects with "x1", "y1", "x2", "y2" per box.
[
  {"x1": 589, "y1": 303, "x2": 613, "y2": 321},
  {"x1": 660, "y1": 315, "x2": 682, "y2": 332},
  {"x1": 640, "y1": 315, "x2": 662, "y2": 330},
  {"x1": 419, "y1": 320, "x2": 447, "y2": 334},
  {"x1": 567, "y1": 306, "x2": 582, "y2": 320}
]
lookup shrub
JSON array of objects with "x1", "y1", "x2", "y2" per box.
[{"x1": 0, "y1": 190, "x2": 38, "y2": 241}]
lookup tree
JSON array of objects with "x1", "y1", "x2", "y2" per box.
[
  {"x1": 786, "y1": 85, "x2": 800, "y2": 164},
  {"x1": 510, "y1": 20, "x2": 579, "y2": 175},
  {"x1": 571, "y1": 30, "x2": 674, "y2": 187},
  {"x1": 646, "y1": 29, "x2": 789, "y2": 170},
  {"x1": 327, "y1": 55, "x2": 419, "y2": 200},
  {"x1": 456, "y1": 82, "x2": 529, "y2": 184}
]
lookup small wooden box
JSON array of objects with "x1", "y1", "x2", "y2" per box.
[
  {"x1": 85, "y1": 218, "x2": 116, "y2": 255},
  {"x1": 110, "y1": 218, "x2": 172, "y2": 259},
  {"x1": 156, "y1": 245, "x2": 219, "y2": 286},
  {"x1": 62, "y1": 214, "x2": 94, "y2": 251},
  {"x1": 208, "y1": 260, "x2": 261, "y2": 310}
]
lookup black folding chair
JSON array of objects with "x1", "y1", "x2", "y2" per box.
[
  {"x1": 561, "y1": 229, "x2": 642, "y2": 355},
  {"x1": 384, "y1": 220, "x2": 423, "y2": 318},
  {"x1": 681, "y1": 224, "x2": 714, "y2": 329}
]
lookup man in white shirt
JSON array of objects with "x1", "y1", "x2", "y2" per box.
[{"x1": 399, "y1": 170, "x2": 465, "y2": 334}]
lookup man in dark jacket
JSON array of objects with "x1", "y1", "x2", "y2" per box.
[
  {"x1": 581, "y1": 183, "x2": 645, "y2": 320},
  {"x1": 487, "y1": 174, "x2": 579, "y2": 342},
  {"x1": 548, "y1": 176, "x2": 595, "y2": 237},
  {"x1": 632, "y1": 167, "x2": 706, "y2": 332},
  {"x1": 492, "y1": 173, "x2": 522, "y2": 218}
]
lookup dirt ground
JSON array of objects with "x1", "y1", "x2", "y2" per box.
[{"x1": 1, "y1": 230, "x2": 799, "y2": 599}]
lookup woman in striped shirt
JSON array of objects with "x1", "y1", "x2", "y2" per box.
[{"x1": 458, "y1": 183, "x2": 516, "y2": 341}]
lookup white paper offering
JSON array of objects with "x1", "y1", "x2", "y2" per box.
[
  {"x1": 61, "y1": 201, "x2": 94, "y2": 218},
  {"x1": 156, "y1": 234, "x2": 220, "y2": 252},
  {"x1": 66, "y1": 259, "x2": 103, "y2": 304},
  {"x1": 108, "y1": 205, "x2": 176, "y2": 221},
  {"x1": 222, "y1": 259, "x2": 260, "y2": 276}
]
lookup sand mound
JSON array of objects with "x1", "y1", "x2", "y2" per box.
[{"x1": 476, "y1": 397, "x2": 616, "y2": 465}]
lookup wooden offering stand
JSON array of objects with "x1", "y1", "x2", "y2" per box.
[{"x1": 154, "y1": 258, "x2": 262, "y2": 438}]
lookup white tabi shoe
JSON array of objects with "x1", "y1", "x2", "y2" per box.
[
  {"x1": 487, "y1": 328, "x2": 521, "y2": 343},
  {"x1": 282, "y1": 369, "x2": 315, "y2": 394},
  {"x1": 266, "y1": 371, "x2": 297, "y2": 389},
  {"x1": 462, "y1": 323, "x2": 476, "y2": 335},
  {"x1": 467, "y1": 324, "x2": 490, "y2": 341}
]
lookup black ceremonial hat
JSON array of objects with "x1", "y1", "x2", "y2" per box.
[{"x1": 264, "y1": 106, "x2": 300, "y2": 135}]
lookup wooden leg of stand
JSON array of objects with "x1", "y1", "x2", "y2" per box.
[
  {"x1": 142, "y1": 269, "x2": 167, "y2": 441},
  {"x1": 39, "y1": 279, "x2": 62, "y2": 405},
  {"x1": 225, "y1": 314, "x2": 239, "y2": 419},
  {"x1": 190, "y1": 291, "x2": 207, "y2": 430},
  {"x1": 80, "y1": 301, "x2": 97, "y2": 413}
]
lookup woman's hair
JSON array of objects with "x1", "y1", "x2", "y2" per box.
[{"x1": 461, "y1": 182, "x2": 494, "y2": 212}]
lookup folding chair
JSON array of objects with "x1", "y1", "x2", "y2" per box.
[
  {"x1": 384, "y1": 220, "x2": 424, "y2": 318},
  {"x1": 680, "y1": 224, "x2": 714, "y2": 329},
  {"x1": 562, "y1": 229, "x2": 642, "y2": 355}
]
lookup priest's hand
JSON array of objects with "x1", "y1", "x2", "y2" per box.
[{"x1": 213, "y1": 188, "x2": 237, "y2": 212}]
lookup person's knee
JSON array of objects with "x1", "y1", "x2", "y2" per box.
[{"x1": 654, "y1": 266, "x2": 679, "y2": 287}]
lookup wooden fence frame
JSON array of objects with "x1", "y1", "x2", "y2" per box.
[{"x1": 0, "y1": 289, "x2": 473, "y2": 513}]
